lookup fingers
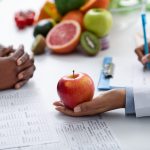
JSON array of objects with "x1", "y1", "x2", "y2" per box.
[
  {"x1": 55, "y1": 106, "x2": 101, "y2": 117},
  {"x1": 54, "y1": 100, "x2": 102, "y2": 117},
  {"x1": 55, "y1": 106, "x2": 77, "y2": 116},
  {"x1": 15, "y1": 64, "x2": 35, "y2": 89},
  {"x1": 2, "y1": 44, "x2": 32, "y2": 66},
  {"x1": 11, "y1": 45, "x2": 24, "y2": 61},
  {"x1": 135, "y1": 44, "x2": 150, "y2": 65},
  {"x1": 135, "y1": 45, "x2": 144, "y2": 62},
  {"x1": 53, "y1": 100, "x2": 96, "y2": 113},
  {"x1": 142, "y1": 54, "x2": 150, "y2": 64},
  {"x1": 18, "y1": 60, "x2": 32, "y2": 71},
  {"x1": 15, "y1": 79, "x2": 29, "y2": 89},
  {"x1": 17, "y1": 65, "x2": 35, "y2": 80},
  {"x1": 17, "y1": 52, "x2": 29, "y2": 66},
  {"x1": 0, "y1": 45, "x2": 14, "y2": 57},
  {"x1": 74, "y1": 101, "x2": 96, "y2": 113},
  {"x1": 53, "y1": 101, "x2": 64, "y2": 107},
  {"x1": 18, "y1": 56, "x2": 34, "y2": 71}
]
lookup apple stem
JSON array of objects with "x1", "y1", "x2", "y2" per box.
[{"x1": 73, "y1": 70, "x2": 75, "y2": 78}]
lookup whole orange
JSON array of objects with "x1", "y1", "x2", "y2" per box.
[
  {"x1": 80, "y1": 0, "x2": 97, "y2": 13},
  {"x1": 93, "y1": 0, "x2": 110, "y2": 9},
  {"x1": 62, "y1": 10, "x2": 84, "y2": 29}
]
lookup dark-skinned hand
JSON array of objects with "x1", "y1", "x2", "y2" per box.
[
  {"x1": 0, "y1": 44, "x2": 35, "y2": 90},
  {"x1": 135, "y1": 43, "x2": 150, "y2": 64}
]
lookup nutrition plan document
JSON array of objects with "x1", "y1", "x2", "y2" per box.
[
  {"x1": 0, "y1": 89, "x2": 121, "y2": 150},
  {"x1": 0, "y1": 89, "x2": 59, "y2": 149},
  {"x1": 53, "y1": 115, "x2": 122, "y2": 150}
]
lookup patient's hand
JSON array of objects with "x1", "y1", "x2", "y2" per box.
[
  {"x1": 53, "y1": 89, "x2": 126, "y2": 117},
  {"x1": 0, "y1": 45, "x2": 35, "y2": 90}
]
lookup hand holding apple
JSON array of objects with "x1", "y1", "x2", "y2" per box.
[
  {"x1": 57, "y1": 71, "x2": 95, "y2": 109},
  {"x1": 84, "y1": 8, "x2": 113, "y2": 37},
  {"x1": 54, "y1": 89, "x2": 126, "y2": 117}
]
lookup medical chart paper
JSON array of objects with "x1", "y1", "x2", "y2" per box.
[
  {"x1": 0, "y1": 89, "x2": 121, "y2": 150},
  {"x1": 11, "y1": 114, "x2": 121, "y2": 150},
  {"x1": 109, "y1": 57, "x2": 150, "y2": 88},
  {"x1": 54, "y1": 115, "x2": 121, "y2": 150},
  {"x1": 0, "y1": 89, "x2": 59, "y2": 149}
]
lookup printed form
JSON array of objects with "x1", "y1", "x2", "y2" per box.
[
  {"x1": 110, "y1": 57, "x2": 150, "y2": 88},
  {"x1": 0, "y1": 89, "x2": 121, "y2": 150},
  {"x1": 0, "y1": 89, "x2": 59, "y2": 149}
]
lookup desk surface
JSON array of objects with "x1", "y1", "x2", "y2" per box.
[{"x1": 0, "y1": 0, "x2": 150, "y2": 150}]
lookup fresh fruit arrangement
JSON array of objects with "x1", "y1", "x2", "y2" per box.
[{"x1": 15, "y1": 0, "x2": 112, "y2": 56}]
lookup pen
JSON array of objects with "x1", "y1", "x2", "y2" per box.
[{"x1": 141, "y1": 13, "x2": 150, "y2": 69}]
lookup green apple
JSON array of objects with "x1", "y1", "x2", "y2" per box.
[{"x1": 84, "y1": 8, "x2": 113, "y2": 37}]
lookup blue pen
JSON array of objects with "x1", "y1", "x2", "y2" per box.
[{"x1": 141, "y1": 13, "x2": 150, "y2": 69}]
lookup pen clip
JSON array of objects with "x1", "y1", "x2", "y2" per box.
[{"x1": 103, "y1": 63, "x2": 114, "y2": 78}]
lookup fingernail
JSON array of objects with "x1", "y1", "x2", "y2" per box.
[
  {"x1": 142, "y1": 57, "x2": 148, "y2": 64},
  {"x1": 17, "y1": 60, "x2": 22, "y2": 65},
  {"x1": 55, "y1": 107, "x2": 64, "y2": 111},
  {"x1": 18, "y1": 74, "x2": 23, "y2": 79},
  {"x1": 74, "y1": 106, "x2": 81, "y2": 112},
  {"x1": 15, "y1": 84, "x2": 20, "y2": 89},
  {"x1": 55, "y1": 107, "x2": 59, "y2": 110}
]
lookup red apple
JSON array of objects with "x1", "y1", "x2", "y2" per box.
[{"x1": 57, "y1": 72, "x2": 95, "y2": 109}]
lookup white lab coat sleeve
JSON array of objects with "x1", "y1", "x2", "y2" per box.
[{"x1": 133, "y1": 87, "x2": 150, "y2": 117}]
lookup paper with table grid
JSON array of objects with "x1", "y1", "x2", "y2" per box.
[
  {"x1": 0, "y1": 89, "x2": 59, "y2": 149},
  {"x1": 0, "y1": 89, "x2": 121, "y2": 150},
  {"x1": 109, "y1": 57, "x2": 150, "y2": 88}
]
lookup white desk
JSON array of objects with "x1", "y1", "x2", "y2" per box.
[{"x1": 0, "y1": 0, "x2": 150, "y2": 150}]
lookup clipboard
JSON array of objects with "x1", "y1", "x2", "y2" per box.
[{"x1": 97, "y1": 57, "x2": 123, "y2": 91}]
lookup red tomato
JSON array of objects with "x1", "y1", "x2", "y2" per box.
[
  {"x1": 14, "y1": 10, "x2": 35, "y2": 29},
  {"x1": 25, "y1": 10, "x2": 35, "y2": 26},
  {"x1": 14, "y1": 12, "x2": 27, "y2": 29}
]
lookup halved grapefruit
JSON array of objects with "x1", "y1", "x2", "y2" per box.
[{"x1": 46, "y1": 20, "x2": 81, "y2": 54}]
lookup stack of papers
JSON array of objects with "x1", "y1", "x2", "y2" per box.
[{"x1": 0, "y1": 89, "x2": 121, "y2": 150}]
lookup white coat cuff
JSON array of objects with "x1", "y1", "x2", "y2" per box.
[{"x1": 134, "y1": 87, "x2": 150, "y2": 117}]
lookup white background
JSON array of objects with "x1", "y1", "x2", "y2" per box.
[{"x1": 0, "y1": 0, "x2": 150, "y2": 149}]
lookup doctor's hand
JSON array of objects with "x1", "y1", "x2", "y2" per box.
[
  {"x1": 135, "y1": 43, "x2": 150, "y2": 65},
  {"x1": 53, "y1": 89, "x2": 126, "y2": 117}
]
